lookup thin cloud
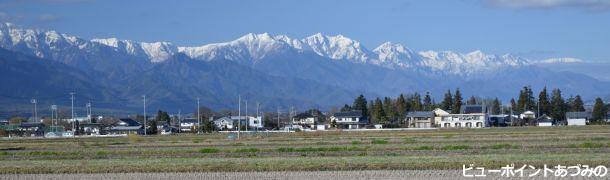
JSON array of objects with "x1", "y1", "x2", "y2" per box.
[
  {"x1": 39, "y1": 14, "x2": 60, "y2": 22},
  {"x1": 485, "y1": 0, "x2": 610, "y2": 12},
  {"x1": 0, "y1": 11, "x2": 25, "y2": 22}
]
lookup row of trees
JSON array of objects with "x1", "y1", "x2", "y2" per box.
[{"x1": 342, "y1": 87, "x2": 609, "y2": 125}]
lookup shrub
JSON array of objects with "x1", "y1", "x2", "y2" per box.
[
  {"x1": 96, "y1": 151, "x2": 109, "y2": 156},
  {"x1": 371, "y1": 139, "x2": 388, "y2": 144},
  {"x1": 442, "y1": 145, "x2": 470, "y2": 150},
  {"x1": 199, "y1": 148, "x2": 220, "y2": 153}
]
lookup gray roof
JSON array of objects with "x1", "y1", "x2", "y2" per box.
[
  {"x1": 406, "y1": 111, "x2": 434, "y2": 118},
  {"x1": 566, "y1": 112, "x2": 591, "y2": 119},
  {"x1": 181, "y1": 118, "x2": 199, "y2": 124},
  {"x1": 334, "y1": 110, "x2": 363, "y2": 118},
  {"x1": 461, "y1": 105, "x2": 484, "y2": 114},
  {"x1": 117, "y1": 118, "x2": 140, "y2": 126}
]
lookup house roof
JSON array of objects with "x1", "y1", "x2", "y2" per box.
[
  {"x1": 213, "y1": 117, "x2": 232, "y2": 123},
  {"x1": 294, "y1": 113, "x2": 314, "y2": 119},
  {"x1": 20, "y1": 122, "x2": 45, "y2": 128},
  {"x1": 333, "y1": 110, "x2": 363, "y2": 118},
  {"x1": 566, "y1": 112, "x2": 591, "y2": 119},
  {"x1": 117, "y1": 118, "x2": 140, "y2": 126},
  {"x1": 181, "y1": 118, "x2": 199, "y2": 124},
  {"x1": 406, "y1": 111, "x2": 434, "y2": 118},
  {"x1": 461, "y1": 105, "x2": 484, "y2": 114},
  {"x1": 536, "y1": 114, "x2": 554, "y2": 122}
]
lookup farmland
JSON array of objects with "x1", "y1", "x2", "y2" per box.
[{"x1": 1, "y1": 126, "x2": 609, "y2": 178}]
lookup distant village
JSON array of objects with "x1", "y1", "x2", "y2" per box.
[{"x1": 1, "y1": 87, "x2": 609, "y2": 138}]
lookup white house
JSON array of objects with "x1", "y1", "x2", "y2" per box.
[
  {"x1": 520, "y1": 111, "x2": 536, "y2": 119},
  {"x1": 179, "y1": 118, "x2": 199, "y2": 132},
  {"x1": 330, "y1": 110, "x2": 368, "y2": 129},
  {"x1": 212, "y1": 117, "x2": 234, "y2": 130},
  {"x1": 536, "y1": 114, "x2": 554, "y2": 127},
  {"x1": 292, "y1": 113, "x2": 318, "y2": 129},
  {"x1": 230, "y1": 116, "x2": 263, "y2": 129},
  {"x1": 436, "y1": 105, "x2": 486, "y2": 128},
  {"x1": 566, "y1": 112, "x2": 590, "y2": 126}
]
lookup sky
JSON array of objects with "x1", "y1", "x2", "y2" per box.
[{"x1": 1, "y1": 0, "x2": 609, "y2": 61}]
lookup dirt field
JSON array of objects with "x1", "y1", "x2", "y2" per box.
[
  {"x1": 0, "y1": 126, "x2": 609, "y2": 178},
  {"x1": 0, "y1": 170, "x2": 603, "y2": 180}
]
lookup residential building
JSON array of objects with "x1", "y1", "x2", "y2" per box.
[
  {"x1": 437, "y1": 105, "x2": 486, "y2": 128},
  {"x1": 488, "y1": 114, "x2": 510, "y2": 127},
  {"x1": 180, "y1": 118, "x2": 199, "y2": 132},
  {"x1": 520, "y1": 111, "x2": 536, "y2": 119},
  {"x1": 108, "y1": 118, "x2": 141, "y2": 135},
  {"x1": 536, "y1": 114, "x2": 554, "y2": 127},
  {"x1": 230, "y1": 116, "x2": 263, "y2": 130},
  {"x1": 212, "y1": 117, "x2": 234, "y2": 130},
  {"x1": 566, "y1": 112, "x2": 590, "y2": 126},
  {"x1": 405, "y1": 111, "x2": 434, "y2": 128},
  {"x1": 433, "y1": 108, "x2": 450, "y2": 126},
  {"x1": 330, "y1": 110, "x2": 368, "y2": 129},
  {"x1": 19, "y1": 122, "x2": 45, "y2": 136},
  {"x1": 292, "y1": 113, "x2": 318, "y2": 129}
]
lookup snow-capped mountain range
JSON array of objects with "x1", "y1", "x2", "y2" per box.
[
  {"x1": 1, "y1": 22, "x2": 535, "y2": 76},
  {"x1": 2, "y1": 22, "x2": 609, "y2": 112}
]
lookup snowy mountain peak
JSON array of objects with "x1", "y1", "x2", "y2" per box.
[{"x1": 537, "y1": 57, "x2": 584, "y2": 64}]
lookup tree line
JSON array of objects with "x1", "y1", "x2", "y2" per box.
[{"x1": 341, "y1": 87, "x2": 609, "y2": 126}]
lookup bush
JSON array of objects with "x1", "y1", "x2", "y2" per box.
[
  {"x1": 199, "y1": 148, "x2": 220, "y2": 153},
  {"x1": 96, "y1": 151, "x2": 109, "y2": 156},
  {"x1": 371, "y1": 139, "x2": 388, "y2": 144},
  {"x1": 442, "y1": 145, "x2": 470, "y2": 150},
  {"x1": 351, "y1": 141, "x2": 361, "y2": 145}
]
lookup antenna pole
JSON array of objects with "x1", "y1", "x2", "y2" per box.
[
  {"x1": 70, "y1": 92, "x2": 75, "y2": 132},
  {"x1": 143, "y1": 95, "x2": 147, "y2": 136}
]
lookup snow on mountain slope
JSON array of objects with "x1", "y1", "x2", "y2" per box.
[{"x1": 0, "y1": 22, "x2": 540, "y2": 76}]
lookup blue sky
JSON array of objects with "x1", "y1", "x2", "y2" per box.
[{"x1": 1, "y1": 0, "x2": 609, "y2": 61}]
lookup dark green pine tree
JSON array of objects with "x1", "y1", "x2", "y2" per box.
[
  {"x1": 423, "y1": 92, "x2": 433, "y2": 111},
  {"x1": 491, "y1": 98, "x2": 501, "y2": 115},
  {"x1": 372, "y1": 98, "x2": 387, "y2": 124},
  {"x1": 467, "y1": 96, "x2": 477, "y2": 105},
  {"x1": 352, "y1": 94, "x2": 368, "y2": 117},
  {"x1": 571, "y1": 95, "x2": 586, "y2": 112},
  {"x1": 395, "y1": 94, "x2": 407, "y2": 118},
  {"x1": 383, "y1": 97, "x2": 396, "y2": 122},
  {"x1": 592, "y1": 98, "x2": 607, "y2": 122},
  {"x1": 550, "y1": 89, "x2": 567, "y2": 122},
  {"x1": 451, "y1": 89, "x2": 463, "y2": 114},
  {"x1": 340, "y1": 104, "x2": 352, "y2": 112},
  {"x1": 411, "y1": 93, "x2": 422, "y2": 111},
  {"x1": 441, "y1": 90, "x2": 453, "y2": 111},
  {"x1": 538, "y1": 87, "x2": 551, "y2": 116}
]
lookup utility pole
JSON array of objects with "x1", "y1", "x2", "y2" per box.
[
  {"x1": 178, "y1": 110, "x2": 181, "y2": 133},
  {"x1": 237, "y1": 95, "x2": 241, "y2": 140},
  {"x1": 256, "y1": 102, "x2": 260, "y2": 131},
  {"x1": 277, "y1": 108, "x2": 280, "y2": 131},
  {"x1": 51, "y1": 105, "x2": 57, "y2": 126},
  {"x1": 197, "y1": 97, "x2": 201, "y2": 134},
  {"x1": 70, "y1": 92, "x2": 75, "y2": 131},
  {"x1": 143, "y1": 95, "x2": 147, "y2": 136},
  {"x1": 30, "y1": 98, "x2": 37, "y2": 122},
  {"x1": 245, "y1": 100, "x2": 248, "y2": 132},
  {"x1": 86, "y1": 101, "x2": 92, "y2": 123}
]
